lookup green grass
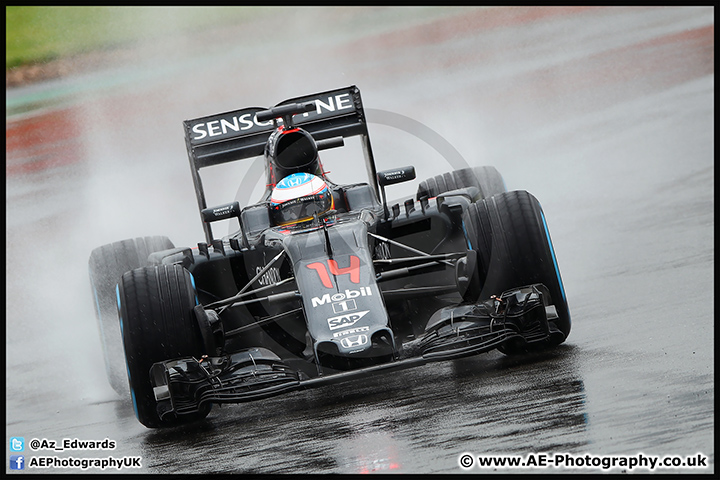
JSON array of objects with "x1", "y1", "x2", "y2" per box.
[{"x1": 6, "y1": 6, "x2": 262, "y2": 70}]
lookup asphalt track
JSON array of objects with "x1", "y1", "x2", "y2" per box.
[{"x1": 6, "y1": 7, "x2": 714, "y2": 474}]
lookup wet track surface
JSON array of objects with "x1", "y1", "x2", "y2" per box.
[{"x1": 6, "y1": 7, "x2": 713, "y2": 474}]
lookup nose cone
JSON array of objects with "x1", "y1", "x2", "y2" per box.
[{"x1": 314, "y1": 326, "x2": 396, "y2": 371}]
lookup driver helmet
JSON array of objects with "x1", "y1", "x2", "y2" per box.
[{"x1": 269, "y1": 173, "x2": 334, "y2": 226}]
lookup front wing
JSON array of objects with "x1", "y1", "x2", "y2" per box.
[{"x1": 149, "y1": 284, "x2": 561, "y2": 422}]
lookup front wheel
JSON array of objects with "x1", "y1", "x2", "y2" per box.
[
  {"x1": 462, "y1": 190, "x2": 571, "y2": 350},
  {"x1": 118, "y1": 264, "x2": 211, "y2": 428}
]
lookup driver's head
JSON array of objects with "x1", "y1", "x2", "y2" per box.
[
  {"x1": 269, "y1": 173, "x2": 334, "y2": 226},
  {"x1": 265, "y1": 128, "x2": 324, "y2": 186}
]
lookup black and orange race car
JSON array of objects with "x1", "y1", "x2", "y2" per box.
[{"x1": 89, "y1": 86, "x2": 571, "y2": 428}]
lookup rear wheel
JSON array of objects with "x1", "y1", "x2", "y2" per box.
[
  {"x1": 88, "y1": 236, "x2": 174, "y2": 395},
  {"x1": 118, "y1": 264, "x2": 211, "y2": 428},
  {"x1": 416, "y1": 166, "x2": 506, "y2": 201},
  {"x1": 462, "y1": 190, "x2": 571, "y2": 350}
]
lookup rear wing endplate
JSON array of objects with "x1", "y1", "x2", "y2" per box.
[{"x1": 183, "y1": 85, "x2": 377, "y2": 243}]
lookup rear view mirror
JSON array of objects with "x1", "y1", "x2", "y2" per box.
[
  {"x1": 201, "y1": 201, "x2": 241, "y2": 223},
  {"x1": 376, "y1": 166, "x2": 416, "y2": 221},
  {"x1": 377, "y1": 166, "x2": 416, "y2": 187}
]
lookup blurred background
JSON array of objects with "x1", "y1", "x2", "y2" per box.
[{"x1": 6, "y1": 6, "x2": 713, "y2": 474}]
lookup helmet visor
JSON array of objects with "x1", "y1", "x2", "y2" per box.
[{"x1": 271, "y1": 191, "x2": 333, "y2": 226}]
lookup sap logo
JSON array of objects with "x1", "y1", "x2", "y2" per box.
[
  {"x1": 312, "y1": 287, "x2": 373, "y2": 307},
  {"x1": 332, "y1": 299, "x2": 357, "y2": 314},
  {"x1": 327, "y1": 311, "x2": 369, "y2": 330},
  {"x1": 192, "y1": 114, "x2": 273, "y2": 140},
  {"x1": 340, "y1": 335, "x2": 368, "y2": 349},
  {"x1": 255, "y1": 266, "x2": 281, "y2": 286},
  {"x1": 333, "y1": 326, "x2": 370, "y2": 338}
]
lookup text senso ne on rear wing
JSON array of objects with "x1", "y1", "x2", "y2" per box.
[{"x1": 183, "y1": 85, "x2": 377, "y2": 243}]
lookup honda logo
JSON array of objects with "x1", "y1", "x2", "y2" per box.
[{"x1": 340, "y1": 335, "x2": 368, "y2": 349}]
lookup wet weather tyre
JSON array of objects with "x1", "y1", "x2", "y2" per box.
[
  {"x1": 416, "y1": 166, "x2": 506, "y2": 201},
  {"x1": 88, "y1": 236, "x2": 174, "y2": 395},
  {"x1": 462, "y1": 190, "x2": 571, "y2": 351},
  {"x1": 118, "y1": 264, "x2": 211, "y2": 428}
]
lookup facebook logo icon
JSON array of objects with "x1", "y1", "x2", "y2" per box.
[{"x1": 10, "y1": 455, "x2": 24, "y2": 470}]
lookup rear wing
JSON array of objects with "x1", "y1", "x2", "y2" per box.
[{"x1": 183, "y1": 85, "x2": 377, "y2": 242}]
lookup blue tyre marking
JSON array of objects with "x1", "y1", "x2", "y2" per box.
[
  {"x1": 190, "y1": 271, "x2": 199, "y2": 305},
  {"x1": 540, "y1": 211, "x2": 567, "y2": 305},
  {"x1": 116, "y1": 285, "x2": 123, "y2": 336},
  {"x1": 117, "y1": 284, "x2": 139, "y2": 419},
  {"x1": 461, "y1": 219, "x2": 472, "y2": 250}
]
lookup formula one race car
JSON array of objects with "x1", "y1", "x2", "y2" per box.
[{"x1": 88, "y1": 86, "x2": 571, "y2": 428}]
